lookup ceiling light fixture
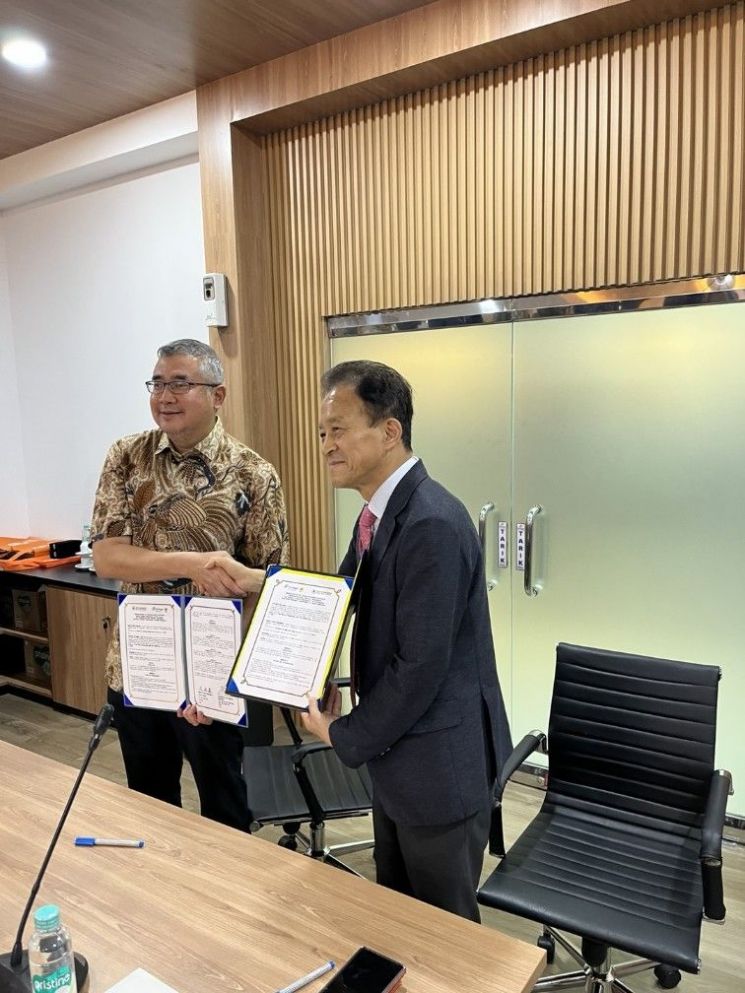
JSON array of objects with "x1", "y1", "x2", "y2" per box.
[{"x1": 2, "y1": 37, "x2": 48, "y2": 70}]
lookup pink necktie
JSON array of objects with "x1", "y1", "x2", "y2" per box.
[{"x1": 356, "y1": 505, "x2": 377, "y2": 558}]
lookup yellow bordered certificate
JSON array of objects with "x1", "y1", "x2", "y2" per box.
[{"x1": 226, "y1": 565, "x2": 355, "y2": 710}]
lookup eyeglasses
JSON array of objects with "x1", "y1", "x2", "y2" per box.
[{"x1": 145, "y1": 380, "x2": 221, "y2": 396}]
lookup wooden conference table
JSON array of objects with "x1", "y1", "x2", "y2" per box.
[{"x1": 0, "y1": 741, "x2": 544, "y2": 993}]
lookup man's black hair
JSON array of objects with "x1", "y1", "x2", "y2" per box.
[{"x1": 322, "y1": 360, "x2": 414, "y2": 449}]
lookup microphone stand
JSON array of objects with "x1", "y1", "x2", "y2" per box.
[{"x1": 0, "y1": 703, "x2": 114, "y2": 993}]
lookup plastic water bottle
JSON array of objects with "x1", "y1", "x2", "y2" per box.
[
  {"x1": 75, "y1": 524, "x2": 94, "y2": 572},
  {"x1": 27, "y1": 904, "x2": 78, "y2": 993}
]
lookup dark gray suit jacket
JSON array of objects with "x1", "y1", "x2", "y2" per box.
[{"x1": 329, "y1": 461, "x2": 512, "y2": 827}]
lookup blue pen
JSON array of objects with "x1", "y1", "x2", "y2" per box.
[
  {"x1": 274, "y1": 960, "x2": 335, "y2": 993},
  {"x1": 74, "y1": 837, "x2": 145, "y2": 848}
]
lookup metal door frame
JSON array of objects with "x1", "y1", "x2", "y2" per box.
[{"x1": 327, "y1": 273, "x2": 745, "y2": 337}]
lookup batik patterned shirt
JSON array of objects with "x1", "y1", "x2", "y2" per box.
[{"x1": 90, "y1": 418, "x2": 290, "y2": 691}]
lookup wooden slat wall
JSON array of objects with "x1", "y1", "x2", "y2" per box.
[{"x1": 263, "y1": 3, "x2": 745, "y2": 569}]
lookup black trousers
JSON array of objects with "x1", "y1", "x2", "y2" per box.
[
  {"x1": 372, "y1": 798, "x2": 491, "y2": 922},
  {"x1": 107, "y1": 688, "x2": 250, "y2": 832}
]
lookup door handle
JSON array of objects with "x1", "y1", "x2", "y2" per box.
[
  {"x1": 478, "y1": 503, "x2": 496, "y2": 591},
  {"x1": 524, "y1": 505, "x2": 543, "y2": 597}
]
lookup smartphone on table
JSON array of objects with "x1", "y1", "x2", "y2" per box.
[{"x1": 318, "y1": 947, "x2": 406, "y2": 993}]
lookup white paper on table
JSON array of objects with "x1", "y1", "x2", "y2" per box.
[
  {"x1": 118, "y1": 593, "x2": 186, "y2": 711},
  {"x1": 227, "y1": 566, "x2": 354, "y2": 710},
  {"x1": 183, "y1": 596, "x2": 246, "y2": 725},
  {"x1": 104, "y1": 967, "x2": 180, "y2": 993}
]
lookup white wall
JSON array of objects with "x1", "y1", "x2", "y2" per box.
[
  {"x1": 0, "y1": 150, "x2": 207, "y2": 538},
  {"x1": 0, "y1": 226, "x2": 30, "y2": 534},
  {"x1": 0, "y1": 92, "x2": 199, "y2": 211}
]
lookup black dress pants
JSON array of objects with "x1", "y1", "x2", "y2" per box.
[
  {"x1": 107, "y1": 688, "x2": 251, "y2": 832},
  {"x1": 372, "y1": 798, "x2": 491, "y2": 922}
]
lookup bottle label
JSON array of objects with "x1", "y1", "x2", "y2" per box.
[{"x1": 32, "y1": 964, "x2": 75, "y2": 992}]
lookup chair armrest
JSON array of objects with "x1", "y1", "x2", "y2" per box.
[
  {"x1": 290, "y1": 690, "x2": 350, "y2": 822},
  {"x1": 701, "y1": 769, "x2": 732, "y2": 861},
  {"x1": 291, "y1": 742, "x2": 332, "y2": 825},
  {"x1": 498, "y1": 730, "x2": 547, "y2": 793},
  {"x1": 488, "y1": 731, "x2": 546, "y2": 858},
  {"x1": 292, "y1": 741, "x2": 331, "y2": 766},
  {"x1": 700, "y1": 769, "x2": 732, "y2": 921},
  {"x1": 280, "y1": 707, "x2": 303, "y2": 746}
]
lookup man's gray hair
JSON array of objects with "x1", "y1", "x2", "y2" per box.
[{"x1": 157, "y1": 339, "x2": 224, "y2": 384}]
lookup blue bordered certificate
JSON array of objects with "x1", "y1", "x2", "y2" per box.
[
  {"x1": 183, "y1": 595, "x2": 246, "y2": 725},
  {"x1": 226, "y1": 566, "x2": 355, "y2": 710},
  {"x1": 119, "y1": 593, "x2": 186, "y2": 712},
  {"x1": 118, "y1": 593, "x2": 247, "y2": 725}
]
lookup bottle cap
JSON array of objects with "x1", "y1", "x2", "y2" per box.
[{"x1": 33, "y1": 904, "x2": 60, "y2": 932}]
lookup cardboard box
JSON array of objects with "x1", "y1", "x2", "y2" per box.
[
  {"x1": 12, "y1": 590, "x2": 48, "y2": 634},
  {"x1": 24, "y1": 642, "x2": 51, "y2": 681}
]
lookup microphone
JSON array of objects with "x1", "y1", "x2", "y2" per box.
[
  {"x1": 0, "y1": 703, "x2": 115, "y2": 993},
  {"x1": 91, "y1": 701, "x2": 115, "y2": 744}
]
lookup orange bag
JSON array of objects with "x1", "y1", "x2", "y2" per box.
[{"x1": 0, "y1": 537, "x2": 50, "y2": 569}]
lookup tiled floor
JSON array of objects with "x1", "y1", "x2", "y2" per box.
[{"x1": 1, "y1": 691, "x2": 742, "y2": 993}]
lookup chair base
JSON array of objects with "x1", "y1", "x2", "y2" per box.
[
  {"x1": 272, "y1": 820, "x2": 374, "y2": 877},
  {"x1": 533, "y1": 928, "x2": 681, "y2": 993},
  {"x1": 305, "y1": 823, "x2": 374, "y2": 876}
]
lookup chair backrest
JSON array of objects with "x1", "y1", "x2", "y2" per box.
[{"x1": 546, "y1": 643, "x2": 719, "y2": 836}]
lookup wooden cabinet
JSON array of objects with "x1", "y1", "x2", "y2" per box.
[{"x1": 46, "y1": 587, "x2": 112, "y2": 714}]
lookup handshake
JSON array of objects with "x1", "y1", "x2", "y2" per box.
[{"x1": 191, "y1": 549, "x2": 265, "y2": 599}]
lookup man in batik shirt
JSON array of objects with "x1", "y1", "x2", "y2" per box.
[{"x1": 91, "y1": 338, "x2": 289, "y2": 831}]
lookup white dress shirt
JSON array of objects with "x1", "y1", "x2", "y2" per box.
[{"x1": 365, "y1": 455, "x2": 419, "y2": 542}]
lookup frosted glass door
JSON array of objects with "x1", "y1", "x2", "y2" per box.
[
  {"x1": 330, "y1": 325, "x2": 513, "y2": 703},
  {"x1": 511, "y1": 303, "x2": 745, "y2": 796}
]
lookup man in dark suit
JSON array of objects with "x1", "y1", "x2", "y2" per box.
[{"x1": 303, "y1": 360, "x2": 511, "y2": 921}]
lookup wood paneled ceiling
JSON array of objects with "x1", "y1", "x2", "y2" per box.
[{"x1": 0, "y1": 0, "x2": 431, "y2": 159}]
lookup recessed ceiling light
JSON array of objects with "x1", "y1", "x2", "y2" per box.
[{"x1": 2, "y1": 38, "x2": 48, "y2": 70}]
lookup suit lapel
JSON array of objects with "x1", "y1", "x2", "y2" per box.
[
  {"x1": 349, "y1": 463, "x2": 426, "y2": 696},
  {"x1": 370, "y1": 461, "x2": 428, "y2": 579}
]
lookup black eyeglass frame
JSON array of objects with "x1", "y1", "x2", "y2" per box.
[{"x1": 145, "y1": 380, "x2": 222, "y2": 395}]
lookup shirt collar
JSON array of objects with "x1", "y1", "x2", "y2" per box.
[
  {"x1": 367, "y1": 455, "x2": 419, "y2": 524},
  {"x1": 155, "y1": 418, "x2": 224, "y2": 459}
]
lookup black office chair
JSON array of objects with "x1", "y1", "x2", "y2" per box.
[
  {"x1": 241, "y1": 682, "x2": 374, "y2": 875},
  {"x1": 479, "y1": 643, "x2": 732, "y2": 993}
]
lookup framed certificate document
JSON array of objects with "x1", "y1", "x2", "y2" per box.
[
  {"x1": 226, "y1": 565, "x2": 356, "y2": 710},
  {"x1": 118, "y1": 593, "x2": 247, "y2": 725}
]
